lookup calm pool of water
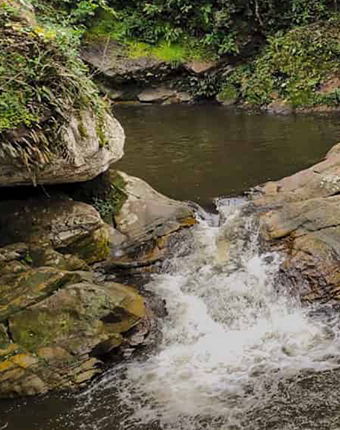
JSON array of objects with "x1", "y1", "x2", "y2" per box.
[{"x1": 114, "y1": 105, "x2": 340, "y2": 206}]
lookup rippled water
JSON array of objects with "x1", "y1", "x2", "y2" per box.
[{"x1": 2, "y1": 108, "x2": 340, "y2": 430}]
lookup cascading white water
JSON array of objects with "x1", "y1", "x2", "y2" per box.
[{"x1": 73, "y1": 200, "x2": 340, "y2": 430}]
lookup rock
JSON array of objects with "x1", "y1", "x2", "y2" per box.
[
  {"x1": 137, "y1": 87, "x2": 193, "y2": 104},
  {"x1": 317, "y1": 75, "x2": 340, "y2": 95},
  {"x1": 0, "y1": 267, "x2": 82, "y2": 321},
  {"x1": 184, "y1": 60, "x2": 218, "y2": 74},
  {"x1": 107, "y1": 172, "x2": 196, "y2": 267},
  {"x1": 0, "y1": 110, "x2": 125, "y2": 187},
  {"x1": 267, "y1": 99, "x2": 293, "y2": 115},
  {"x1": 0, "y1": 270, "x2": 147, "y2": 398},
  {"x1": 0, "y1": 198, "x2": 110, "y2": 264},
  {"x1": 252, "y1": 142, "x2": 340, "y2": 206},
  {"x1": 138, "y1": 87, "x2": 177, "y2": 103},
  {"x1": 82, "y1": 40, "x2": 169, "y2": 85},
  {"x1": 2, "y1": 0, "x2": 37, "y2": 27},
  {"x1": 251, "y1": 142, "x2": 340, "y2": 303}
]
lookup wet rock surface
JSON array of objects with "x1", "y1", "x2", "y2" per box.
[
  {"x1": 251, "y1": 142, "x2": 340, "y2": 303},
  {"x1": 106, "y1": 172, "x2": 196, "y2": 269},
  {"x1": 0, "y1": 170, "x2": 196, "y2": 398},
  {"x1": 0, "y1": 270, "x2": 146, "y2": 398}
]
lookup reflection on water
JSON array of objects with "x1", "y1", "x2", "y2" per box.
[{"x1": 114, "y1": 105, "x2": 340, "y2": 206}]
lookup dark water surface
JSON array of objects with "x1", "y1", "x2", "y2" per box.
[
  {"x1": 114, "y1": 105, "x2": 340, "y2": 206},
  {"x1": 2, "y1": 107, "x2": 340, "y2": 430}
]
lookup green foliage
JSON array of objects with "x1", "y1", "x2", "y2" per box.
[
  {"x1": 185, "y1": 74, "x2": 222, "y2": 99},
  {"x1": 0, "y1": 3, "x2": 107, "y2": 171},
  {"x1": 32, "y1": 0, "x2": 113, "y2": 25},
  {"x1": 227, "y1": 19, "x2": 340, "y2": 107},
  {"x1": 87, "y1": 0, "x2": 336, "y2": 57},
  {"x1": 92, "y1": 172, "x2": 127, "y2": 222},
  {"x1": 218, "y1": 83, "x2": 240, "y2": 103},
  {"x1": 85, "y1": 9, "x2": 211, "y2": 62}
]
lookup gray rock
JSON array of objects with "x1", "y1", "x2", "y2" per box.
[
  {"x1": 107, "y1": 172, "x2": 196, "y2": 267},
  {"x1": 267, "y1": 99, "x2": 293, "y2": 115},
  {"x1": 137, "y1": 87, "x2": 177, "y2": 103},
  {"x1": 0, "y1": 110, "x2": 125, "y2": 187}
]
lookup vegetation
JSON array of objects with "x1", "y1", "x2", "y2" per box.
[
  {"x1": 80, "y1": 0, "x2": 340, "y2": 106},
  {"x1": 83, "y1": 0, "x2": 337, "y2": 55},
  {"x1": 221, "y1": 18, "x2": 340, "y2": 108},
  {"x1": 0, "y1": 0, "x2": 107, "y2": 173},
  {"x1": 2, "y1": 0, "x2": 340, "y2": 154}
]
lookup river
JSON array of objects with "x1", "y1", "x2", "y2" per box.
[{"x1": 2, "y1": 106, "x2": 340, "y2": 430}]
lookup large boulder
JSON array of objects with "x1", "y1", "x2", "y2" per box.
[
  {"x1": 106, "y1": 172, "x2": 196, "y2": 268},
  {"x1": 66, "y1": 170, "x2": 197, "y2": 269},
  {"x1": 0, "y1": 110, "x2": 125, "y2": 187},
  {"x1": 0, "y1": 268, "x2": 146, "y2": 398},
  {"x1": 251, "y1": 142, "x2": 340, "y2": 303}
]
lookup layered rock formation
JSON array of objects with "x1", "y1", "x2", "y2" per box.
[
  {"x1": 0, "y1": 176, "x2": 195, "y2": 398},
  {"x1": 252, "y1": 143, "x2": 340, "y2": 303},
  {"x1": 81, "y1": 38, "x2": 222, "y2": 104}
]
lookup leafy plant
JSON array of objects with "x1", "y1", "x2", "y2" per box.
[
  {"x1": 0, "y1": 3, "x2": 108, "y2": 173},
  {"x1": 226, "y1": 19, "x2": 340, "y2": 107}
]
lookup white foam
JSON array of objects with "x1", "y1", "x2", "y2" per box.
[{"x1": 116, "y1": 203, "x2": 340, "y2": 428}]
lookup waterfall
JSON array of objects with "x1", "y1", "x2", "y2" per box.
[{"x1": 63, "y1": 200, "x2": 340, "y2": 430}]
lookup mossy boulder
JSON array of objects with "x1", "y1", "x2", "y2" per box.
[
  {"x1": 0, "y1": 270, "x2": 147, "y2": 398},
  {"x1": 0, "y1": 3, "x2": 125, "y2": 187}
]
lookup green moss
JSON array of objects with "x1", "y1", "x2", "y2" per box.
[
  {"x1": 92, "y1": 171, "x2": 127, "y2": 222},
  {"x1": 77, "y1": 117, "x2": 89, "y2": 140},
  {"x1": 95, "y1": 114, "x2": 108, "y2": 148},
  {"x1": 66, "y1": 226, "x2": 110, "y2": 264},
  {"x1": 84, "y1": 8, "x2": 211, "y2": 63},
  {"x1": 11, "y1": 310, "x2": 76, "y2": 352}
]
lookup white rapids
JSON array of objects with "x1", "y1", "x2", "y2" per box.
[{"x1": 76, "y1": 200, "x2": 340, "y2": 430}]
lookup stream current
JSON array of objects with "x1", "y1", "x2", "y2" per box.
[
  {"x1": 2, "y1": 108, "x2": 340, "y2": 429},
  {"x1": 3, "y1": 202, "x2": 340, "y2": 430}
]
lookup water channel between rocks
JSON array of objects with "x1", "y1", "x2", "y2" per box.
[{"x1": 2, "y1": 107, "x2": 340, "y2": 430}]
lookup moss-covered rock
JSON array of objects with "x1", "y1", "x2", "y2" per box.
[
  {"x1": 0, "y1": 2, "x2": 125, "y2": 187},
  {"x1": 0, "y1": 270, "x2": 147, "y2": 398},
  {"x1": 0, "y1": 267, "x2": 81, "y2": 321}
]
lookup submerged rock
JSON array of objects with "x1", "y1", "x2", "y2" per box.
[{"x1": 251, "y1": 142, "x2": 340, "y2": 303}]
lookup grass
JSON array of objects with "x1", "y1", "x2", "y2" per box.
[{"x1": 84, "y1": 8, "x2": 212, "y2": 63}]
